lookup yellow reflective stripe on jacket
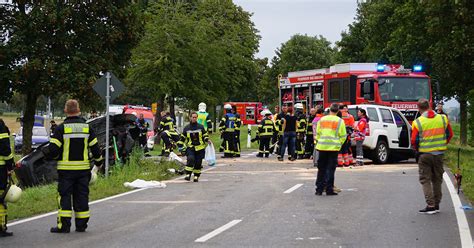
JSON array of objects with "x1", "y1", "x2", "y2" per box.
[
  {"x1": 89, "y1": 137, "x2": 98, "y2": 147},
  {"x1": 0, "y1": 160, "x2": 5, "y2": 165},
  {"x1": 75, "y1": 211, "x2": 90, "y2": 219},
  {"x1": 415, "y1": 114, "x2": 448, "y2": 153},
  {"x1": 0, "y1": 133, "x2": 9, "y2": 139},
  {"x1": 50, "y1": 138, "x2": 62, "y2": 147},
  {"x1": 0, "y1": 153, "x2": 14, "y2": 161},
  {"x1": 316, "y1": 115, "x2": 346, "y2": 151}
]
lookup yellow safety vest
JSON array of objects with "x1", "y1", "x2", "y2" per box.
[
  {"x1": 315, "y1": 115, "x2": 346, "y2": 151},
  {"x1": 0, "y1": 132, "x2": 13, "y2": 166},
  {"x1": 257, "y1": 118, "x2": 275, "y2": 137},
  {"x1": 414, "y1": 114, "x2": 448, "y2": 153},
  {"x1": 54, "y1": 123, "x2": 93, "y2": 170}
]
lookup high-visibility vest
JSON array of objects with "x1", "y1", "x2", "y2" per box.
[
  {"x1": 0, "y1": 132, "x2": 13, "y2": 166},
  {"x1": 306, "y1": 115, "x2": 315, "y2": 135},
  {"x1": 55, "y1": 123, "x2": 93, "y2": 170},
  {"x1": 315, "y1": 115, "x2": 346, "y2": 151},
  {"x1": 296, "y1": 115, "x2": 307, "y2": 133},
  {"x1": 257, "y1": 118, "x2": 275, "y2": 137},
  {"x1": 197, "y1": 112, "x2": 209, "y2": 129},
  {"x1": 414, "y1": 113, "x2": 448, "y2": 153}
]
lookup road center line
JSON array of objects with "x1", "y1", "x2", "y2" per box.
[
  {"x1": 195, "y1": 219, "x2": 242, "y2": 243},
  {"x1": 284, "y1": 184, "x2": 303, "y2": 194},
  {"x1": 443, "y1": 173, "x2": 473, "y2": 248}
]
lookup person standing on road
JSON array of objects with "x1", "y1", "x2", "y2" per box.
[
  {"x1": 295, "y1": 103, "x2": 307, "y2": 159},
  {"x1": 338, "y1": 104, "x2": 354, "y2": 167},
  {"x1": 311, "y1": 107, "x2": 324, "y2": 167},
  {"x1": 412, "y1": 98, "x2": 453, "y2": 214},
  {"x1": 197, "y1": 102, "x2": 213, "y2": 134},
  {"x1": 232, "y1": 106, "x2": 242, "y2": 158},
  {"x1": 158, "y1": 111, "x2": 179, "y2": 157},
  {"x1": 354, "y1": 109, "x2": 369, "y2": 166},
  {"x1": 50, "y1": 120, "x2": 58, "y2": 137},
  {"x1": 137, "y1": 114, "x2": 149, "y2": 152},
  {"x1": 43, "y1": 100, "x2": 103, "y2": 233},
  {"x1": 180, "y1": 112, "x2": 210, "y2": 182},
  {"x1": 304, "y1": 108, "x2": 316, "y2": 159},
  {"x1": 315, "y1": 103, "x2": 346, "y2": 196},
  {"x1": 274, "y1": 105, "x2": 288, "y2": 159},
  {"x1": 279, "y1": 107, "x2": 297, "y2": 161},
  {"x1": 256, "y1": 110, "x2": 276, "y2": 158},
  {"x1": 0, "y1": 119, "x2": 14, "y2": 237},
  {"x1": 219, "y1": 104, "x2": 237, "y2": 158}
]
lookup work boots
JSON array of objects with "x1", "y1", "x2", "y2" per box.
[
  {"x1": 184, "y1": 174, "x2": 191, "y2": 181},
  {"x1": 193, "y1": 176, "x2": 199, "y2": 182},
  {"x1": 50, "y1": 227, "x2": 70, "y2": 233},
  {"x1": 0, "y1": 229, "x2": 13, "y2": 237}
]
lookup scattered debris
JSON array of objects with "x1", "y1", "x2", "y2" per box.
[
  {"x1": 461, "y1": 205, "x2": 473, "y2": 210},
  {"x1": 124, "y1": 179, "x2": 166, "y2": 189}
]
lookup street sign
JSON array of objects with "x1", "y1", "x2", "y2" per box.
[
  {"x1": 93, "y1": 72, "x2": 125, "y2": 101},
  {"x1": 151, "y1": 103, "x2": 158, "y2": 114}
]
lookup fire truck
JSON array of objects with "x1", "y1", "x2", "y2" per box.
[
  {"x1": 224, "y1": 102, "x2": 264, "y2": 125},
  {"x1": 279, "y1": 63, "x2": 431, "y2": 122}
]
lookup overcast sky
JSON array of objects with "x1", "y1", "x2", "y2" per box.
[{"x1": 233, "y1": 0, "x2": 358, "y2": 59}]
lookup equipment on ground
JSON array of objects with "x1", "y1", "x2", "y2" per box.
[{"x1": 3, "y1": 177, "x2": 22, "y2": 203}]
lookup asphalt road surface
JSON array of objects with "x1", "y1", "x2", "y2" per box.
[{"x1": 4, "y1": 152, "x2": 474, "y2": 248}]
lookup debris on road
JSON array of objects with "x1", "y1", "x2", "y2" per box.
[{"x1": 124, "y1": 179, "x2": 167, "y2": 189}]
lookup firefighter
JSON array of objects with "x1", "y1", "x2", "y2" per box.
[
  {"x1": 180, "y1": 112, "x2": 211, "y2": 182},
  {"x1": 311, "y1": 107, "x2": 325, "y2": 166},
  {"x1": 197, "y1": 102, "x2": 213, "y2": 133},
  {"x1": 158, "y1": 111, "x2": 179, "y2": 157},
  {"x1": 295, "y1": 103, "x2": 307, "y2": 159},
  {"x1": 43, "y1": 100, "x2": 103, "y2": 233},
  {"x1": 315, "y1": 103, "x2": 346, "y2": 196},
  {"x1": 233, "y1": 106, "x2": 242, "y2": 158},
  {"x1": 274, "y1": 105, "x2": 288, "y2": 159},
  {"x1": 219, "y1": 104, "x2": 237, "y2": 158},
  {"x1": 256, "y1": 110, "x2": 276, "y2": 158},
  {"x1": 304, "y1": 108, "x2": 316, "y2": 159},
  {"x1": 137, "y1": 113, "x2": 149, "y2": 152},
  {"x1": 0, "y1": 119, "x2": 14, "y2": 237},
  {"x1": 412, "y1": 98, "x2": 453, "y2": 214},
  {"x1": 338, "y1": 104, "x2": 355, "y2": 166}
]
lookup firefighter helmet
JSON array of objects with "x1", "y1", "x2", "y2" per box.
[
  {"x1": 4, "y1": 184, "x2": 22, "y2": 203},
  {"x1": 294, "y1": 103, "x2": 304, "y2": 110},
  {"x1": 261, "y1": 109, "x2": 271, "y2": 116},
  {"x1": 198, "y1": 102, "x2": 206, "y2": 112},
  {"x1": 224, "y1": 104, "x2": 232, "y2": 110}
]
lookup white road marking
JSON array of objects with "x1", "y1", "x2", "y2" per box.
[
  {"x1": 8, "y1": 166, "x2": 218, "y2": 227},
  {"x1": 283, "y1": 184, "x2": 303, "y2": 194},
  {"x1": 195, "y1": 219, "x2": 242, "y2": 243},
  {"x1": 112, "y1": 200, "x2": 201, "y2": 204},
  {"x1": 443, "y1": 173, "x2": 473, "y2": 248}
]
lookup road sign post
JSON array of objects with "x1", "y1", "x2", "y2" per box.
[{"x1": 105, "y1": 72, "x2": 111, "y2": 178}]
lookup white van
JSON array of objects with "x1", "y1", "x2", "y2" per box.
[{"x1": 348, "y1": 104, "x2": 414, "y2": 164}]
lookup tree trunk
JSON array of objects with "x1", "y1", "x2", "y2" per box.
[
  {"x1": 169, "y1": 96, "x2": 175, "y2": 120},
  {"x1": 22, "y1": 92, "x2": 38, "y2": 156},
  {"x1": 460, "y1": 98, "x2": 468, "y2": 145},
  {"x1": 153, "y1": 95, "x2": 165, "y2": 145}
]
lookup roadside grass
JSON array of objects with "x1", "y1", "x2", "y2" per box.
[
  {"x1": 148, "y1": 125, "x2": 259, "y2": 156},
  {"x1": 8, "y1": 149, "x2": 179, "y2": 221},
  {"x1": 444, "y1": 123, "x2": 474, "y2": 203}
]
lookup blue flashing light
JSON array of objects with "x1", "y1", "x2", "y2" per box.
[
  {"x1": 376, "y1": 64, "x2": 385, "y2": 72},
  {"x1": 413, "y1": 65, "x2": 423, "y2": 72}
]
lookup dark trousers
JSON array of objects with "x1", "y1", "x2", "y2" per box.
[
  {"x1": 276, "y1": 134, "x2": 283, "y2": 158},
  {"x1": 185, "y1": 148, "x2": 205, "y2": 177},
  {"x1": 161, "y1": 131, "x2": 179, "y2": 156},
  {"x1": 138, "y1": 133, "x2": 147, "y2": 151},
  {"x1": 296, "y1": 132, "x2": 305, "y2": 156},
  {"x1": 304, "y1": 134, "x2": 314, "y2": 157},
  {"x1": 223, "y1": 131, "x2": 235, "y2": 157},
  {"x1": 234, "y1": 132, "x2": 241, "y2": 156},
  {"x1": 258, "y1": 137, "x2": 271, "y2": 157},
  {"x1": 57, "y1": 170, "x2": 91, "y2": 230},
  {"x1": 281, "y1": 132, "x2": 296, "y2": 159},
  {"x1": 0, "y1": 166, "x2": 7, "y2": 231},
  {"x1": 315, "y1": 151, "x2": 338, "y2": 193}
]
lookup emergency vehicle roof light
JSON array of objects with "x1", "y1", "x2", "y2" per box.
[
  {"x1": 376, "y1": 64, "x2": 385, "y2": 72},
  {"x1": 413, "y1": 65, "x2": 423, "y2": 72}
]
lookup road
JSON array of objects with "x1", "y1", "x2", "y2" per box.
[{"x1": 4, "y1": 152, "x2": 474, "y2": 247}]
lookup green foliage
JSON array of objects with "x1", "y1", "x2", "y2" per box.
[
  {"x1": 260, "y1": 34, "x2": 335, "y2": 105},
  {"x1": 126, "y1": 0, "x2": 260, "y2": 110}
]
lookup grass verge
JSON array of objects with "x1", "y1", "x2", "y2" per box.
[{"x1": 8, "y1": 149, "x2": 180, "y2": 221}]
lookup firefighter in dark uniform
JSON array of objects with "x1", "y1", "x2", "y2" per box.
[
  {"x1": 232, "y1": 106, "x2": 242, "y2": 158},
  {"x1": 0, "y1": 119, "x2": 14, "y2": 237},
  {"x1": 219, "y1": 104, "x2": 236, "y2": 158},
  {"x1": 295, "y1": 103, "x2": 307, "y2": 159},
  {"x1": 43, "y1": 100, "x2": 103, "y2": 233},
  {"x1": 179, "y1": 112, "x2": 210, "y2": 182},
  {"x1": 274, "y1": 105, "x2": 288, "y2": 159},
  {"x1": 304, "y1": 108, "x2": 316, "y2": 159},
  {"x1": 158, "y1": 111, "x2": 179, "y2": 157},
  {"x1": 256, "y1": 110, "x2": 276, "y2": 158},
  {"x1": 137, "y1": 113, "x2": 149, "y2": 152}
]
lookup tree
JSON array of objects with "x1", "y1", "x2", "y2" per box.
[
  {"x1": 261, "y1": 34, "x2": 335, "y2": 106},
  {"x1": 0, "y1": 1, "x2": 142, "y2": 154}
]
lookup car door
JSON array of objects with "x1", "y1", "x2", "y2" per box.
[
  {"x1": 392, "y1": 110, "x2": 411, "y2": 148},
  {"x1": 378, "y1": 108, "x2": 399, "y2": 149}
]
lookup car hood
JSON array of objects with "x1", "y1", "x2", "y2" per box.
[{"x1": 15, "y1": 136, "x2": 50, "y2": 143}]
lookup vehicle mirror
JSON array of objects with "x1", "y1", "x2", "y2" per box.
[{"x1": 363, "y1": 81, "x2": 374, "y2": 100}]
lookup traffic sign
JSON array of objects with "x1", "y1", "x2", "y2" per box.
[{"x1": 93, "y1": 72, "x2": 125, "y2": 101}]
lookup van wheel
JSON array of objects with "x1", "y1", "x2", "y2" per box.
[{"x1": 373, "y1": 140, "x2": 389, "y2": 164}]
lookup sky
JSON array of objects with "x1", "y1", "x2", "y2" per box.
[{"x1": 233, "y1": 0, "x2": 459, "y2": 108}]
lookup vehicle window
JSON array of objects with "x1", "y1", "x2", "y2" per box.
[
  {"x1": 342, "y1": 79, "x2": 350, "y2": 101},
  {"x1": 33, "y1": 128, "x2": 48, "y2": 136},
  {"x1": 246, "y1": 107, "x2": 255, "y2": 120},
  {"x1": 367, "y1": 108, "x2": 379, "y2": 122},
  {"x1": 348, "y1": 108, "x2": 358, "y2": 119},
  {"x1": 329, "y1": 80, "x2": 341, "y2": 101},
  {"x1": 392, "y1": 111, "x2": 406, "y2": 127},
  {"x1": 145, "y1": 119, "x2": 153, "y2": 131},
  {"x1": 380, "y1": 109, "x2": 394, "y2": 124}
]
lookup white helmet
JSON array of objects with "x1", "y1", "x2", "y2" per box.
[
  {"x1": 4, "y1": 184, "x2": 22, "y2": 203},
  {"x1": 261, "y1": 109, "x2": 271, "y2": 116},
  {"x1": 294, "y1": 103, "x2": 304, "y2": 110},
  {"x1": 224, "y1": 104, "x2": 232, "y2": 110},
  {"x1": 198, "y1": 102, "x2": 206, "y2": 112}
]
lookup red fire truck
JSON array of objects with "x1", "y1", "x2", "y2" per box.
[
  {"x1": 224, "y1": 102, "x2": 264, "y2": 125},
  {"x1": 279, "y1": 63, "x2": 431, "y2": 122}
]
